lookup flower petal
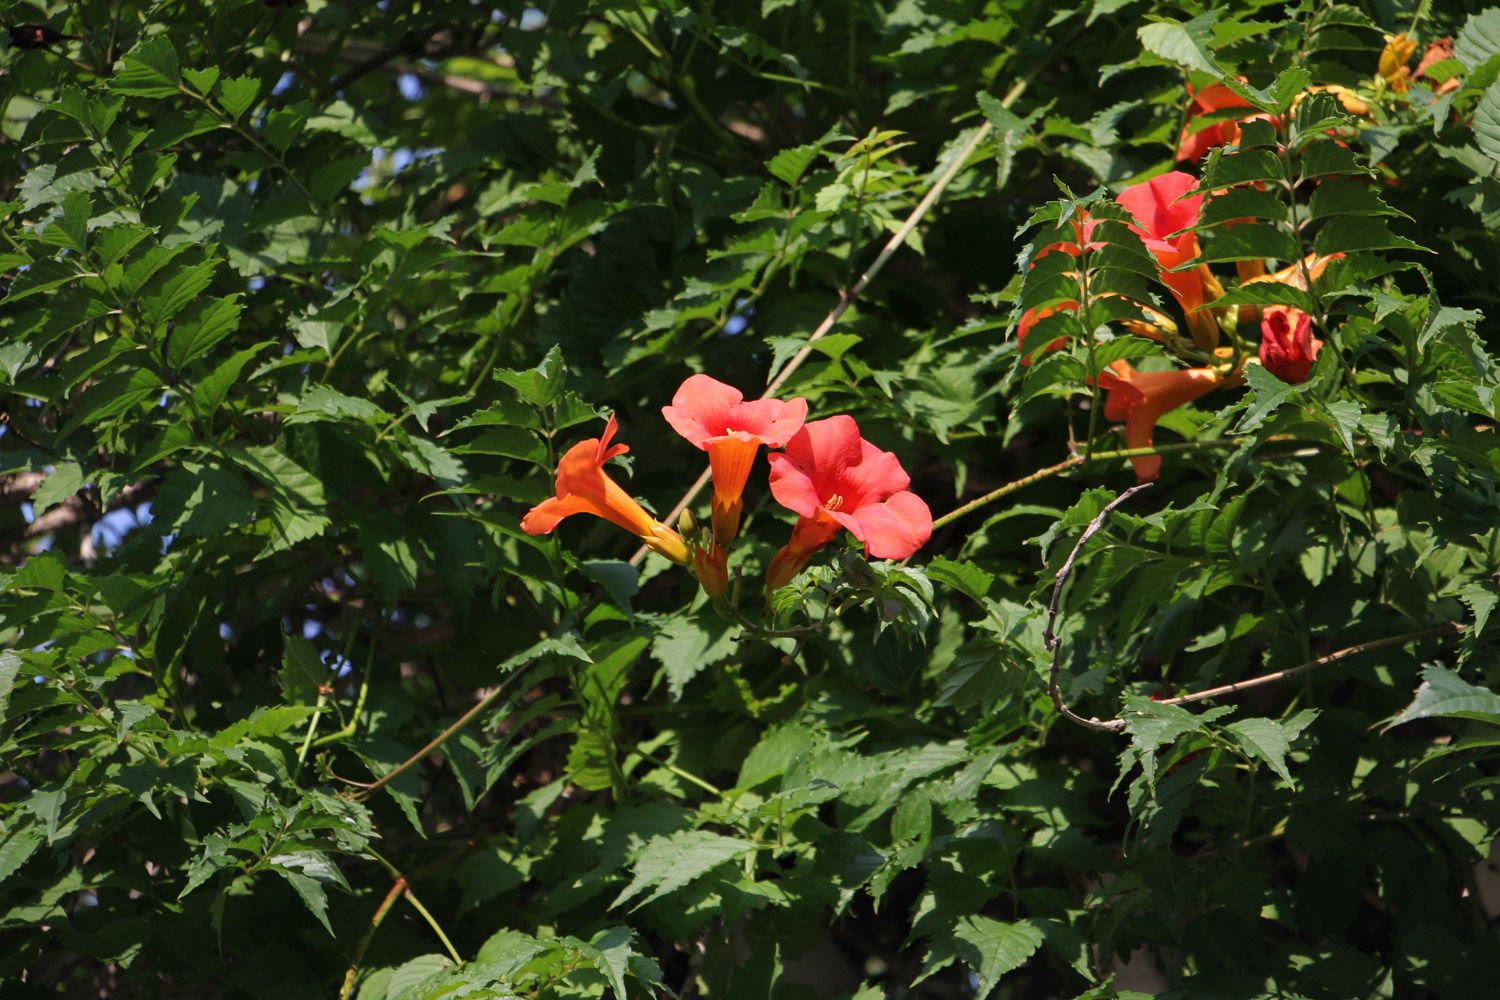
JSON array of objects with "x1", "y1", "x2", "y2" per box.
[{"x1": 846, "y1": 491, "x2": 933, "y2": 560}]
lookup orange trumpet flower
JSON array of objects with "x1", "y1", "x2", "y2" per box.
[
  {"x1": 1097, "y1": 361, "x2": 1225, "y2": 482},
  {"x1": 520, "y1": 415, "x2": 690, "y2": 564},
  {"x1": 662, "y1": 375, "x2": 807, "y2": 544}
]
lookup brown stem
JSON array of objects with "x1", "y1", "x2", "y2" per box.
[
  {"x1": 339, "y1": 878, "x2": 405, "y2": 1000},
  {"x1": 1156, "y1": 623, "x2": 1465, "y2": 708},
  {"x1": 352, "y1": 662, "x2": 531, "y2": 800},
  {"x1": 1045, "y1": 485, "x2": 1154, "y2": 733}
]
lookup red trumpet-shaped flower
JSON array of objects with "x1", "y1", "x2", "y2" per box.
[
  {"x1": 1177, "y1": 83, "x2": 1265, "y2": 163},
  {"x1": 1117, "y1": 172, "x2": 1223, "y2": 349},
  {"x1": 764, "y1": 416, "x2": 931, "y2": 590},
  {"x1": 1097, "y1": 361, "x2": 1225, "y2": 482},
  {"x1": 662, "y1": 375, "x2": 807, "y2": 543},
  {"x1": 1259, "y1": 306, "x2": 1322, "y2": 384},
  {"x1": 520, "y1": 415, "x2": 690, "y2": 564}
]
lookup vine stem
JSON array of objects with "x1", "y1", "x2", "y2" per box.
[
  {"x1": 626, "y1": 41, "x2": 1065, "y2": 567},
  {"x1": 349, "y1": 660, "x2": 534, "y2": 798},
  {"x1": 932, "y1": 439, "x2": 1255, "y2": 532},
  {"x1": 339, "y1": 877, "x2": 406, "y2": 1000},
  {"x1": 365, "y1": 848, "x2": 463, "y2": 966}
]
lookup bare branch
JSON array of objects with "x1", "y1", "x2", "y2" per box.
[{"x1": 1045, "y1": 484, "x2": 1153, "y2": 733}]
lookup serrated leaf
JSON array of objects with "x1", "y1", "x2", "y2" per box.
[
  {"x1": 217, "y1": 76, "x2": 261, "y2": 120},
  {"x1": 0, "y1": 830, "x2": 43, "y2": 883},
  {"x1": 1226, "y1": 717, "x2": 1296, "y2": 787},
  {"x1": 1235, "y1": 360, "x2": 1301, "y2": 431},
  {"x1": 1455, "y1": 9, "x2": 1500, "y2": 70},
  {"x1": 1474, "y1": 83, "x2": 1500, "y2": 163},
  {"x1": 168, "y1": 295, "x2": 242, "y2": 368},
  {"x1": 271, "y1": 866, "x2": 334, "y2": 936},
  {"x1": 612, "y1": 830, "x2": 755, "y2": 910},
  {"x1": 494, "y1": 345, "x2": 567, "y2": 406},
  {"x1": 1457, "y1": 582, "x2": 1497, "y2": 635},
  {"x1": 1382, "y1": 664, "x2": 1500, "y2": 730},
  {"x1": 142, "y1": 258, "x2": 221, "y2": 331},
  {"x1": 309, "y1": 154, "x2": 370, "y2": 203},
  {"x1": 111, "y1": 36, "x2": 181, "y2": 97},
  {"x1": 917, "y1": 916, "x2": 1045, "y2": 1000},
  {"x1": 768, "y1": 143, "x2": 820, "y2": 186},
  {"x1": 1137, "y1": 14, "x2": 1223, "y2": 76},
  {"x1": 31, "y1": 463, "x2": 88, "y2": 514},
  {"x1": 279, "y1": 633, "x2": 326, "y2": 704}
]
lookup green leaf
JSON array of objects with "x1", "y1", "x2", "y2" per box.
[
  {"x1": 650, "y1": 613, "x2": 738, "y2": 700},
  {"x1": 917, "y1": 917, "x2": 1046, "y2": 1000},
  {"x1": 141, "y1": 258, "x2": 222, "y2": 331},
  {"x1": 31, "y1": 463, "x2": 88, "y2": 514},
  {"x1": 926, "y1": 556, "x2": 995, "y2": 604},
  {"x1": 1137, "y1": 14, "x2": 1223, "y2": 76},
  {"x1": 1473, "y1": 83, "x2": 1500, "y2": 163},
  {"x1": 0, "y1": 829, "x2": 42, "y2": 883},
  {"x1": 111, "y1": 35, "x2": 182, "y2": 97},
  {"x1": 217, "y1": 76, "x2": 261, "y2": 120},
  {"x1": 280, "y1": 634, "x2": 326, "y2": 704},
  {"x1": 1225, "y1": 717, "x2": 1297, "y2": 787},
  {"x1": 1455, "y1": 8, "x2": 1500, "y2": 70},
  {"x1": 612, "y1": 830, "x2": 756, "y2": 910},
  {"x1": 1457, "y1": 582, "x2": 1497, "y2": 635},
  {"x1": 58, "y1": 368, "x2": 164, "y2": 440},
  {"x1": 271, "y1": 866, "x2": 334, "y2": 937},
  {"x1": 167, "y1": 295, "x2": 242, "y2": 368},
  {"x1": 1235, "y1": 360, "x2": 1313, "y2": 431},
  {"x1": 0, "y1": 652, "x2": 22, "y2": 725},
  {"x1": 1381, "y1": 664, "x2": 1500, "y2": 730},
  {"x1": 309, "y1": 154, "x2": 370, "y2": 203},
  {"x1": 977, "y1": 93, "x2": 1043, "y2": 190},
  {"x1": 192, "y1": 342, "x2": 274, "y2": 416},
  {"x1": 494, "y1": 345, "x2": 567, "y2": 407}
]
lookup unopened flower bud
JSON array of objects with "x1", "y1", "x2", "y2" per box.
[{"x1": 694, "y1": 541, "x2": 729, "y2": 598}]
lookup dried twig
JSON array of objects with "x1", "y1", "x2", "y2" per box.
[
  {"x1": 1154, "y1": 622, "x2": 1465, "y2": 708},
  {"x1": 1045, "y1": 485, "x2": 1153, "y2": 733}
]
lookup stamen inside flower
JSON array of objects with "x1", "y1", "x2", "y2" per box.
[{"x1": 824, "y1": 493, "x2": 844, "y2": 512}]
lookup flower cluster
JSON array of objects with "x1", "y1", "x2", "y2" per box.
[
  {"x1": 1017, "y1": 77, "x2": 1375, "y2": 480},
  {"x1": 521, "y1": 375, "x2": 932, "y2": 601}
]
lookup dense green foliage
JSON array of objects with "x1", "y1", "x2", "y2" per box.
[{"x1": 4, "y1": 0, "x2": 1500, "y2": 997}]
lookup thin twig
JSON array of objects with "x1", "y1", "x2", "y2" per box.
[
  {"x1": 1156, "y1": 623, "x2": 1464, "y2": 708},
  {"x1": 1045, "y1": 484, "x2": 1154, "y2": 732},
  {"x1": 352, "y1": 661, "x2": 532, "y2": 800}
]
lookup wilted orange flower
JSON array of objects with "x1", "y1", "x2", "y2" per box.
[
  {"x1": 1379, "y1": 33, "x2": 1416, "y2": 92},
  {"x1": 1242, "y1": 251, "x2": 1345, "y2": 293},
  {"x1": 521, "y1": 415, "x2": 690, "y2": 564},
  {"x1": 1097, "y1": 361, "x2": 1225, "y2": 482}
]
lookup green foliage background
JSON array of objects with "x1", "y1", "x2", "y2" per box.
[{"x1": 3, "y1": 0, "x2": 1500, "y2": 997}]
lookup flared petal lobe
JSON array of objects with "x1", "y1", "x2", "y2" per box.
[{"x1": 520, "y1": 415, "x2": 690, "y2": 564}]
